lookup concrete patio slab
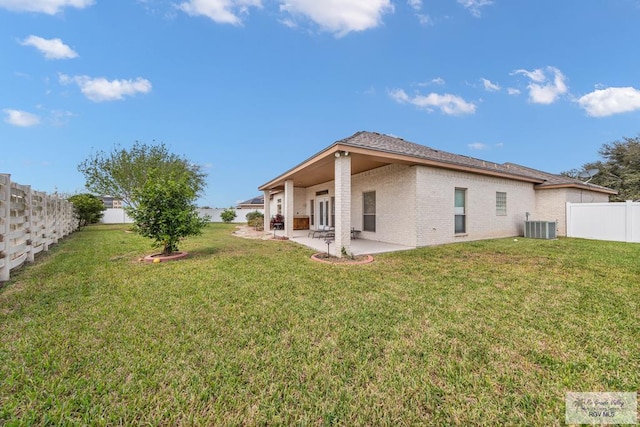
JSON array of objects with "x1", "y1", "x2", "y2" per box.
[{"x1": 274, "y1": 229, "x2": 414, "y2": 256}]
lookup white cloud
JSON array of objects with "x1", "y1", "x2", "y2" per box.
[
  {"x1": 408, "y1": 0, "x2": 421, "y2": 11},
  {"x1": 481, "y1": 78, "x2": 500, "y2": 92},
  {"x1": 363, "y1": 86, "x2": 376, "y2": 96},
  {"x1": 469, "y1": 142, "x2": 503, "y2": 150},
  {"x1": 417, "y1": 77, "x2": 445, "y2": 87},
  {"x1": 280, "y1": 0, "x2": 394, "y2": 37},
  {"x1": 513, "y1": 68, "x2": 545, "y2": 83},
  {"x1": 577, "y1": 87, "x2": 640, "y2": 117},
  {"x1": 390, "y1": 88, "x2": 410, "y2": 102},
  {"x1": 457, "y1": 0, "x2": 492, "y2": 17},
  {"x1": 390, "y1": 88, "x2": 476, "y2": 115},
  {"x1": 59, "y1": 74, "x2": 152, "y2": 102},
  {"x1": 178, "y1": 0, "x2": 262, "y2": 25},
  {"x1": 415, "y1": 13, "x2": 433, "y2": 25},
  {"x1": 3, "y1": 109, "x2": 41, "y2": 127},
  {"x1": 468, "y1": 142, "x2": 487, "y2": 150},
  {"x1": 513, "y1": 66, "x2": 568, "y2": 104},
  {"x1": 507, "y1": 87, "x2": 520, "y2": 96},
  {"x1": 50, "y1": 109, "x2": 75, "y2": 126},
  {"x1": 0, "y1": 0, "x2": 94, "y2": 14},
  {"x1": 407, "y1": 0, "x2": 431, "y2": 25},
  {"x1": 20, "y1": 35, "x2": 78, "y2": 59},
  {"x1": 279, "y1": 17, "x2": 297, "y2": 28}
]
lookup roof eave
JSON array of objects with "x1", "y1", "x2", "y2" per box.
[
  {"x1": 259, "y1": 143, "x2": 546, "y2": 191},
  {"x1": 535, "y1": 182, "x2": 618, "y2": 195},
  {"x1": 339, "y1": 143, "x2": 545, "y2": 183}
]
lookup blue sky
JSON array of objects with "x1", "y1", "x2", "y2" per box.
[{"x1": 2, "y1": 0, "x2": 640, "y2": 207}]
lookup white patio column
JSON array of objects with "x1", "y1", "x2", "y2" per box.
[
  {"x1": 284, "y1": 179, "x2": 295, "y2": 238},
  {"x1": 263, "y1": 190, "x2": 271, "y2": 232},
  {"x1": 334, "y1": 151, "x2": 351, "y2": 257}
]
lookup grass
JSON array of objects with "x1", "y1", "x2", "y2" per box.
[{"x1": 1, "y1": 223, "x2": 639, "y2": 426}]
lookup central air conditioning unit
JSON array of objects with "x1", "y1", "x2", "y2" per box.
[{"x1": 524, "y1": 221, "x2": 557, "y2": 240}]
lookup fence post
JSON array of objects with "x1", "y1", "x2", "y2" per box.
[
  {"x1": 0, "y1": 174, "x2": 11, "y2": 281},
  {"x1": 53, "y1": 194, "x2": 60, "y2": 244},
  {"x1": 25, "y1": 185, "x2": 35, "y2": 263},
  {"x1": 43, "y1": 192, "x2": 50, "y2": 252}
]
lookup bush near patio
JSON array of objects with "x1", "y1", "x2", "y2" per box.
[
  {"x1": 246, "y1": 210, "x2": 264, "y2": 230},
  {"x1": 1, "y1": 224, "x2": 639, "y2": 425}
]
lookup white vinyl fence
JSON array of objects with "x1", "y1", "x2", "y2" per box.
[
  {"x1": 101, "y1": 208, "x2": 134, "y2": 224},
  {"x1": 100, "y1": 207, "x2": 264, "y2": 224},
  {"x1": 0, "y1": 174, "x2": 77, "y2": 282},
  {"x1": 199, "y1": 208, "x2": 264, "y2": 223},
  {"x1": 566, "y1": 201, "x2": 640, "y2": 243}
]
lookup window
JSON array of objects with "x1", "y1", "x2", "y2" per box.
[
  {"x1": 454, "y1": 188, "x2": 466, "y2": 234},
  {"x1": 277, "y1": 198, "x2": 282, "y2": 215},
  {"x1": 363, "y1": 191, "x2": 376, "y2": 232},
  {"x1": 310, "y1": 199, "x2": 314, "y2": 226},
  {"x1": 496, "y1": 192, "x2": 507, "y2": 216},
  {"x1": 331, "y1": 196, "x2": 335, "y2": 227}
]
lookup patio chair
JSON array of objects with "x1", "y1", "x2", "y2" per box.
[{"x1": 310, "y1": 226, "x2": 335, "y2": 239}]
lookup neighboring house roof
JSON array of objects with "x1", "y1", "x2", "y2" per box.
[
  {"x1": 259, "y1": 131, "x2": 616, "y2": 195},
  {"x1": 237, "y1": 195, "x2": 264, "y2": 207}
]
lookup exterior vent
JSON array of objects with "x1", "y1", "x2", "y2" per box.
[{"x1": 524, "y1": 221, "x2": 557, "y2": 239}]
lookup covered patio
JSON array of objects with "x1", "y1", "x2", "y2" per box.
[
  {"x1": 273, "y1": 229, "x2": 412, "y2": 256},
  {"x1": 259, "y1": 133, "x2": 410, "y2": 258}
]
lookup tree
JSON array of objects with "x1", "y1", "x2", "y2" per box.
[
  {"x1": 564, "y1": 136, "x2": 640, "y2": 202},
  {"x1": 127, "y1": 172, "x2": 209, "y2": 255},
  {"x1": 220, "y1": 208, "x2": 237, "y2": 223},
  {"x1": 68, "y1": 193, "x2": 106, "y2": 228},
  {"x1": 77, "y1": 141, "x2": 206, "y2": 208}
]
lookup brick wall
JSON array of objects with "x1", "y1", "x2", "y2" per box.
[
  {"x1": 416, "y1": 166, "x2": 536, "y2": 246},
  {"x1": 299, "y1": 163, "x2": 611, "y2": 247},
  {"x1": 351, "y1": 164, "x2": 417, "y2": 246}
]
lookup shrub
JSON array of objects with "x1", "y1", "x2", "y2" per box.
[
  {"x1": 220, "y1": 208, "x2": 237, "y2": 223},
  {"x1": 246, "y1": 211, "x2": 264, "y2": 230},
  {"x1": 127, "y1": 174, "x2": 209, "y2": 255},
  {"x1": 68, "y1": 193, "x2": 106, "y2": 228}
]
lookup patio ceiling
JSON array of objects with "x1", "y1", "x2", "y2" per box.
[{"x1": 259, "y1": 145, "x2": 408, "y2": 191}]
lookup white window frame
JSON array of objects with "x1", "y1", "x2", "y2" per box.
[
  {"x1": 496, "y1": 191, "x2": 507, "y2": 216},
  {"x1": 363, "y1": 191, "x2": 376, "y2": 232},
  {"x1": 455, "y1": 188, "x2": 466, "y2": 234}
]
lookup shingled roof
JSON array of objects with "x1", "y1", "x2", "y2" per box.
[
  {"x1": 336, "y1": 131, "x2": 524, "y2": 177},
  {"x1": 335, "y1": 131, "x2": 615, "y2": 193},
  {"x1": 237, "y1": 195, "x2": 264, "y2": 206},
  {"x1": 259, "y1": 131, "x2": 616, "y2": 195}
]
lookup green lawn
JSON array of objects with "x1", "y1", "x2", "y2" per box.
[{"x1": 1, "y1": 224, "x2": 638, "y2": 426}]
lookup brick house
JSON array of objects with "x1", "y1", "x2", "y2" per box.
[{"x1": 259, "y1": 131, "x2": 615, "y2": 257}]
